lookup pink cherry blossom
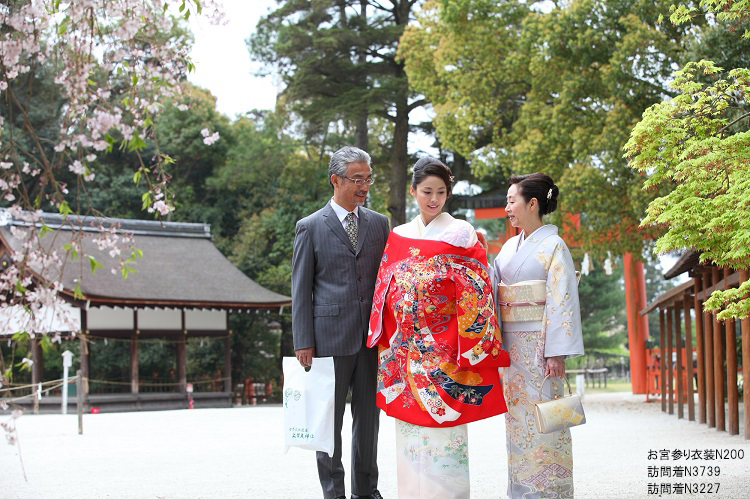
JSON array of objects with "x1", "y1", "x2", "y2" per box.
[
  {"x1": 0, "y1": 0, "x2": 227, "y2": 389},
  {"x1": 68, "y1": 161, "x2": 86, "y2": 175},
  {"x1": 203, "y1": 131, "x2": 220, "y2": 145}
]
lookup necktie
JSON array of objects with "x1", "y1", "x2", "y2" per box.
[{"x1": 345, "y1": 212, "x2": 358, "y2": 248}]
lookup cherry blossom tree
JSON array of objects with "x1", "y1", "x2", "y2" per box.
[{"x1": 0, "y1": 0, "x2": 224, "y2": 417}]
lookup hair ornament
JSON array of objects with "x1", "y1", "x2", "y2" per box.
[
  {"x1": 547, "y1": 188, "x2": 553, "y2": 200},
  {"x1": 450, "y1": 175, "x2": 455, "y2": 183}
]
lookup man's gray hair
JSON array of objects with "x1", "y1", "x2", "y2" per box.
[{"x1": 328, "y1": 146, "x2": 371, "y2": 187}]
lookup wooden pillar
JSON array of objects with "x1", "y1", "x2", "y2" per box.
[
  {"x1": 78, "y1": 334, "x2": 90, "y2": 396},
  {"x1": 704, "y1": 271, "x2": 715, "y2": 427},
  {"x1": 725, "y1": 268, "x2": 739, "y2": 435},
  {"x1": 683, "y1": 292, "x2": 696, "y2": 421},
  {"x1": 176, "y1": 336, "x2": 187, "y2": 393},
  {"x1": 624, "y1": 253, "x2": 650, "y2": 393},
  {"x1": 660, "y1": 308, "x2": 666, "y2": 412},
  {"x1": 130, "y1": 336, "x2": 139, "y2": 395},
  {"x1": 130, "y1": 309, "x2": 139, "y2": 394},
  {"x1": 693, "y1": 277, "x2": 706, "y2": 424},
  {"x1": 177, "y1": 311, "x2": 187, "y2": 393},
  {"x1": 666, "y1": 304, "x2": 674, "y2": 415},
  {"x1": 79, "y1": 310, "x2": 90, "y2": 396},
  {"x1": 224, "y1": 331, "x2": 232, "y2": 393},
  {"x1": 674, "y1": 304, "x2": 684, "y2": 419},
  {"x1": 30, "y1": 336, "x2": 44, "y2": 387},
  {"x1": 740, "y1": 269, "x2": 750, "y2": 440},
  {"x1": 712, "y1": 267, "x2": 725, "y2": 431}
]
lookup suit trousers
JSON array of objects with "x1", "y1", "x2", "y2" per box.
[{"x1": 316, "y1": 343, "x2": 380, "y2": 498}]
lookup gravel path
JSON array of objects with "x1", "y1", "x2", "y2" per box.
[{"x1": 2, "y1": 392, "x2": 749, "y2": 498}]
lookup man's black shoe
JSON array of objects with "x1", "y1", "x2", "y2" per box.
[{"x1": 351, "y1": 490, "x2": 383, "y2": 499}]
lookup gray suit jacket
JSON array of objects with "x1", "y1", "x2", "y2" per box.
[{"x1": 291, "y1": 201, "x2": 390, "y2": 357}]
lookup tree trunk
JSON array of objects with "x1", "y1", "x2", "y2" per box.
[
  {"x1": 446, "y1": 152, "x2": 468, "y2": 215},
  {"x1": 356, "y1": 0, "x2": 369, "y2": 152},
  {"x1": 388, "y1": 84, "x2": 409, "y2": 227},
  {"x1": 356, "y1": 111, "x2": 369, "y2": 151},
  {"x1": 451, "y1": 151, "x2": 469, "y2": 179}
]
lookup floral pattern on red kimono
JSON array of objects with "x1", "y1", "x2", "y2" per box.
[{"x1": 367, "y1": 232, "x2": 510, "y2": 427}]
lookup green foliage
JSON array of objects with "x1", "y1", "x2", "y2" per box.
[
  {"x1": 682, "y1": 20, "x2": 750, "y2": 71},
  {"x1": 0, "y1": 334, "x2": 30, "y2": 385},
  {"x1": 88, "y1": 338, "x2": 130, "y2": 390},
  {"x1": 249, "y1": 0, "x2": 376, "y2": 134},
  {"x1": 229, "y1": 314, "x2": 283, "y2": 386},
  {"x1": 399, "y1": 0, "x2": 695, "y2": 259},
  {"x1": 398, "y1": 0, "x2": 530, "y2": 177},
  {"x1": 670, "y1": 0, "x2": 750, "y2": 37},
  {"x1": 213, "y1": 114, "x2": 332, "y2": 380},
  {"x1": 1, "y1": 7, "x2": 304, "y2": 390},
  {"x1": 625, "y1": 61, "x2": 750, "y2": 318},
  {"x1": 625, "y1": 0, "x2": 750, "y2": 319},
  {"x1": 205, "y1": 111, "x2": 313, "y2": 239},
  {"x1": 248, "y1": 0, "x2": 425, "y2": 225},
  {"x1": 41, "y1": 340, "x2": 81, "y2": 383},
  {"x1": 186, "y1": 337, "x2": 224, "y2": 385},
  {"x1": 154, "y1": 85, "x2": 231, "y2": 215},
  {"x1": 0, "y1": 56, "x2": 66, "y2": 211},
  {"x1": 139, "y1": 340, "x2": 177, "y2": 382},
  {"x1": 705, "y1": 279, "x2": 750, "y2": 319},
  {"x1": 578, "y1": 268, "x2": 628, "y2": 350}
]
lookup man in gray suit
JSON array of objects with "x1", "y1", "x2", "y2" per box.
[{"x1": 292, "y1": 146, "x2": 390, "y2": 499}]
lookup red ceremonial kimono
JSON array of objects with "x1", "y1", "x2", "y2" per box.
[{"x1": 367, "y1": 232, "x2": 510, "y2": 427}]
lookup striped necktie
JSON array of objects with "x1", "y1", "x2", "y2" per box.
[{"x1": 345, "y1": 212, "x2": 358, "y2": 248}]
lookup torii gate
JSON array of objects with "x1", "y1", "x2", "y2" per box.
[{"x1": 453, "y1": 191, "x2": 649, "y2": 394}]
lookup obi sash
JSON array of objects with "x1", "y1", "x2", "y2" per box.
[
  {"x1": 367, "y1": 232, "x2": 510, "y2": 427},
  {"x1": 497, "y1": 280, "x2": 546, "y2": 323}
]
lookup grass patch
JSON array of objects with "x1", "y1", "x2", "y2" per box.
[{"x1": 568, "y1": 378, "x2": 632, "y2": 394}]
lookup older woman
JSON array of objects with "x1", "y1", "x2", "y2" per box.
[
  {"x1": 492, "y1": 173, "x2": 584, "y2": 498},
  {"x1": 367, "y1": 157, "x2": 510, "y2": 498}
]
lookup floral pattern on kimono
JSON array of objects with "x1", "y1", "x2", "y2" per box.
[
  {"x1": 491, "y1": 225, "x2": 583, "y2": 499},
  {"x1": 368, "y1": 232, "x2": 510, "y2": 428},
  {"x1": 503, "y1": 329, "x2": 574, "y2": 499},
  {"x1": 396, "y1": 420, "x2": 471, "y2": 499}
]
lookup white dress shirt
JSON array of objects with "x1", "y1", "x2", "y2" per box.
[{"x1": 330, "y1": 198, "x2": 359, "y2": 230}]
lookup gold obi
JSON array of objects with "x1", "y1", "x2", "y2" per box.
[{"x1": 497, "y1": 280, "x2": 546, "y2": 322}]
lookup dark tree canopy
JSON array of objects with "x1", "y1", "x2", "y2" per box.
[{"x1": 248, "y1": 0, "x2": 426, "y2": 226}]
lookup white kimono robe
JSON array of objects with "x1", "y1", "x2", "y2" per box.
[
  {"x1": 491, "y1": 224, "x2": 583, "y2": 499},
  {"x1": 393, "y1": 211, "x2": 478, "y2": 247}
]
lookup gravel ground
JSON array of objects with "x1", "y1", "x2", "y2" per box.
[{"x1": 2, "y1": 392, "x2": 749, "y2": 498}]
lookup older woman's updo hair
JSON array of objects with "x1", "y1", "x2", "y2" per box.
[
  {"x1": 412, "y1": 156, "x2": 454, "y2": 197},
  {"x1": 508, "y1": 172, "x2": 559, "y2": 216}
]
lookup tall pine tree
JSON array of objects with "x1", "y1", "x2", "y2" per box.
[{"x1": 248, "y1": 0, "x2": 425, "y2": 225}]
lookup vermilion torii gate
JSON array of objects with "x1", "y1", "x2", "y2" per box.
[{"x1": 453, "y1": 190, "x2": 650, "y2": 394}]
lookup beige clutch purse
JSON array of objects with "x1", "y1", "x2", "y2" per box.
[{"x1": 534, "y1": 375, "x2": 586, "y2": 434}]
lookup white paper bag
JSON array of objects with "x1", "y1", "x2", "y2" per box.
[{"x1": 282, "y1": 356, "x2": 336, "y2": 457}]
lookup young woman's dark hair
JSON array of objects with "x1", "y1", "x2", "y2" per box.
[
  {"x1": 508, "y1": 172, "x2": 559, "y2": 216},
  {"x1": 412, "y1": 156, "x2": 454, "y2": 197}
]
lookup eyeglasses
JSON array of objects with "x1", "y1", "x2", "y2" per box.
[{"x1": 341, "y1": 175, "x2": 375, "y2": 186}]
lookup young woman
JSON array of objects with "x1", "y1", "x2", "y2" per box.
[
  {"x1": 491, "y1": 173, "x2": 584, "y2": 498},
  {"x1": 367, "y1": 157, "x2": 510, "y2": 498}
]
